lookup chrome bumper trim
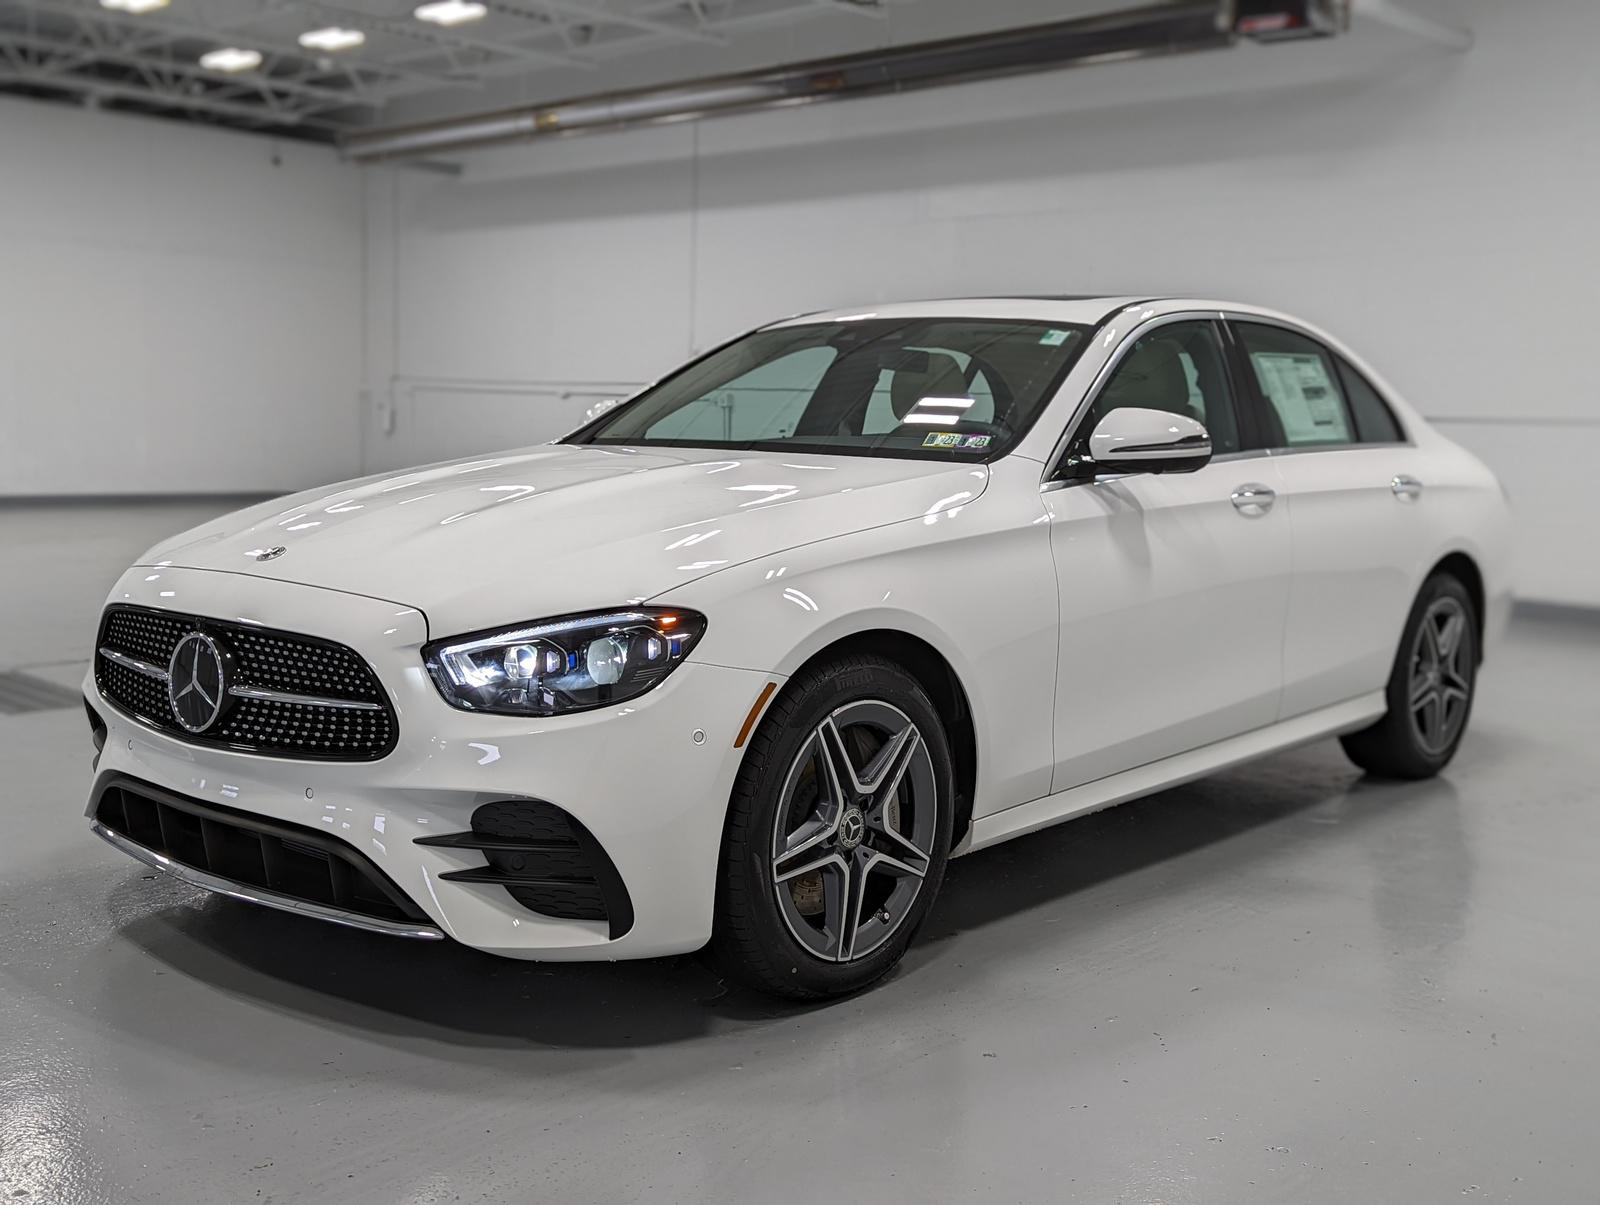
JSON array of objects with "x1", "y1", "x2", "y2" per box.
[{"x1": 91, "y1": 820, "x2": 447, "y2": 941}]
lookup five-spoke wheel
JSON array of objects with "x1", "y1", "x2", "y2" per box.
[
  {"x1": 1343, "y1": 571, "x2": 1479, "y2": 779},
  {"x1": 1407, "y1": 596, "x2": 1473, "y2": 755},
  {"x1": 771, "y1": 702, "x2": 937, "y2": 963},
  {"x1": 710, "y1": 655, "x2": 954, "y2": 999}
]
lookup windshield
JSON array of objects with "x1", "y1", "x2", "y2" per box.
[{"x1": 574, "y1": 317, "x2": 1090, "y2": 460}]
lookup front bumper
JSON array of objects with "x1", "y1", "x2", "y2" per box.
[{"x1": 85, "y1": 566, "x2": 776, "y2": 960}]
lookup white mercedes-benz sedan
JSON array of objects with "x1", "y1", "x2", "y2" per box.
[{"x1": 84, "y1": 296, "x2": 1511, "y2": 998}]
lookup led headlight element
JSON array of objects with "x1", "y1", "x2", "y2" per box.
[{"x1": 424, "y1": 608, "x2": 706, "y2": 716}]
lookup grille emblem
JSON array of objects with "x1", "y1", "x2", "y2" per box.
[
  {"x1": 253, "y1": 546, "x2": 287, "y2": 562},
  {"x1": 167, "y1": 632, "x2": 229, "y2": 733}
]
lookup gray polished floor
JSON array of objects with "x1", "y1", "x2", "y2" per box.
[{"x1": 3, "y1": 502, "x2": 1597, "y2": 1204}]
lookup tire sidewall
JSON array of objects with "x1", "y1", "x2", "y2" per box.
[
  {"x1": 1387, "y1": 573, "x2": 1479, "y2": 772},
  {"x1": 724, "y1": 658, "x2": 955, "y2": 997}
]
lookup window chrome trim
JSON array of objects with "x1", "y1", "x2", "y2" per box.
[
  {"x1": 1266, "y1": 440, "x2": 1412, "y2": 458},
  {"x1": 1040, "y1": 309, "x2": 1232, "y2": 485}
]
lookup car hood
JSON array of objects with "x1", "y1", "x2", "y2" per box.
[{"x1": 140, "y1": 444, "x2": 990, "y2": 637}]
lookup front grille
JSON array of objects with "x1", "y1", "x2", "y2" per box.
[
  {"x1": 416, "y1": 799, "x2": 635, "y2": 940},
  {"x1": 92, "y1": 775, "x2": 429, "y2": 927},
  {"x1": 94, "y1": 604, "x2": 397, "y2": 761}
]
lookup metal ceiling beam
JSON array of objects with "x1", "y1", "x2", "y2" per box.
[
  {"x1": 0, "y1": 0, "x2": 950, "y2": 137},
  {"x1": 280, "y1": 0, "x2": 599, "y2": 71},
  {"x1": 519, "y1": 0, "x2": 732, "y2": 46},
  {"x1": 0, "y1": 68, "x2": 334, "y2": 125},
  {"x1": 344, "y1": 2, "x2": 1236, "y2": 161},
  {"x1": 5, "y1": 0, "x2": 463, "y2": 91},
  {"x1": 0, "y1": 26, "x2": 379, "y2": 106}
]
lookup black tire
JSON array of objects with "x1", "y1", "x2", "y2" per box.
[
  {"x1": 1340, "y1": 572, "x2": 1478, "y2": 779},
  {"x1": 707, "y1": 654, "x2": 955, "y2": 1000}
]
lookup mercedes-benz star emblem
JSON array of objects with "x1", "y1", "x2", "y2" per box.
[
  {"x1": 838, "y1": 807, "x2": 866, "y2": 852},
  {"x1": 167, "y1": 632, "x2": 229, "y2": 733},
  {"x1": 253, "y1": 545, "x2": 287, "y2": 562}
]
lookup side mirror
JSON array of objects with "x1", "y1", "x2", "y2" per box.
[{"x1": 1088, "y1": 407, "x2": 1212, "y2": 475}]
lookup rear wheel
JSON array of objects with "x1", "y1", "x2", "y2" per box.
[
  {"x1": 1341, "y1": 572, "x2": 1478, "y2": 779},
  {"x1": 708, "y1": 655, "x2": 954, "y2": 1000}
]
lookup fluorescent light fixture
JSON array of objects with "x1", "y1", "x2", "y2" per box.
[
  {"x1": 915, "y1": 397, "x2": 976, "y2": 408},
  {"x1": 414, "y1": 0, "x2": 487, "y2": 25},
  {"x1": 100, "y1": 0, "x2": 171, "y2": 12},
  {"x1": 299, "y1": 26, "x2": 366, "y2": 52},
  {"x1": 200, "y1": 47, "x2": 263, "y2": 72}
]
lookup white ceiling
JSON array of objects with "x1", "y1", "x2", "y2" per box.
[{"x1": 0, "y1": 0, "x2": 1124, "y2": 139}]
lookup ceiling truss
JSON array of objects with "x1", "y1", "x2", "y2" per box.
[{"x1": 0, "y1": 0, "x2": 911, "y2": 138}]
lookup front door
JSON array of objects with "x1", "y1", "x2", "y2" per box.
[{"x1": 1042, "y1": 317, "x2": 1292, "y2": 791}]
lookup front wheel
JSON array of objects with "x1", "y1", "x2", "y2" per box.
[
  {"x1": 708, "y1": 655, "x2": 954, "y2": 1000},
  {"x1": 1341, "y1": 572, "x2": 1478, "y2": 779}
]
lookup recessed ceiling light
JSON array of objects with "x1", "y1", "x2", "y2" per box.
[
  {"x1": 99, "y1": 0, "x2": 171, "y2": 11},
  {"x1": 413, "y1": 0, "x2": 488, "y2": 26},
  {"x1": 199, "y1": 47, "x2": 263, "y2": 73},
  {"x1": 298, "y1": 26, "x2": 366, "y2": 52}
]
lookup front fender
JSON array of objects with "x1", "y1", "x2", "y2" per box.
[{"x1": 653, "y1": 460, "x2": 1059, "y2": 816}]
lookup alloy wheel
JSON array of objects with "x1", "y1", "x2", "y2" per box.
[
  {"x1": 1407, "y1": 596, "x2": 1472, "y2": 755},
  {"x1": 770, "y1": 699, "x2": 938, "y2": 963}
]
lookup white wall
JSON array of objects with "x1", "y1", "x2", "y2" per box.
[
  {"x1": 362, "y1": 0, "x2": 1600, "y2": 607},
  {"x1": 0, "y1": 98, "x2": 364, "y2": 496}
]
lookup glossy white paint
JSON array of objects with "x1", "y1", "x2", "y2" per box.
[
  {"x1": 86, "y1": 297, "x2": 1513, "y2": 960},
  {"x1": 1040, "y1": 458, "x2": 1293, "y2": 792}
]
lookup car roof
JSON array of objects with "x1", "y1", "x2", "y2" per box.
[
  {"x1": 765, "y1": 295, "x2": 1319, "y2": 331},
  {"x1": 765, "y1": 296, "x2": 1152, "y2": 328}
]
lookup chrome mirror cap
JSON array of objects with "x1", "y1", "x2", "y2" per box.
[{"x1": 1088, "y1": 407, "x2": 1212, "y2": 474}]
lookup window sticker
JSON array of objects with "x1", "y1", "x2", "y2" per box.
[
  {"x1": 1039, "y1": 328, "x2": 1071, "y2": 346},
  {"x1": 1251, "y1": 352, "x2": 1351, "y2": 444},
  {"x1": 959, "y1": 434, "x2": 992, "y2": 449},
  {"x1": 922, "y1": 432, "x2": 963, "y2": 448}
]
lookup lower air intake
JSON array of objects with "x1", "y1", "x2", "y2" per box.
[
  {"x1": 415, "y1": 799, "x2": 635, "y2": 940},
  {"x1": 92, "y1": 775, "x2": 429, "y2": 928}
]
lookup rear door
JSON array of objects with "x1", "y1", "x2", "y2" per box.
[
  {"x1": 1041, "y1": 316, "x2": 1292, "y2": 791},
  {"x1": 1226, "y1": 318, "x2": 1426, "y2": 718}
]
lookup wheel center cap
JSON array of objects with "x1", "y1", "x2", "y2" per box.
[{"x1": 838, "y1": 807, "x2": 866, "y2": 851}]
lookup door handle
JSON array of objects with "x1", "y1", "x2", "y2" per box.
[
  {"x1": 1230, "y1": 483, "x2": 1276, "y2": 517},
  {"x1": 1392, "y1": 474, "x2": 1424, "y2": 501}
]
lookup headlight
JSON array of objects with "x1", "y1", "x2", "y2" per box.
[{"x1": 423, "y1": 608, "x2": 707, "y2": 716}]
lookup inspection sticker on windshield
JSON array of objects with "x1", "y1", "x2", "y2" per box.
[
  {"x1": 1039, "y1": 328, "x2": 1071, "y2": 346},
  {"x1": 923, "y1": 432, "x2": 992, "y2": 450}
]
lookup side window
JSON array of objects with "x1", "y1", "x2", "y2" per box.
[
  {"x1": 646, "y1": 347, "x2": 835, "y2": 441},
  {"x1": 1077, "y1": 320, "x2": 1241, "y2": 458},
  {"x1": 1235, "y1": 323, "x2": 1355, "y2": 448},
  {"x1": 1335, "y1": 356, "x2": 1405, "y2": 443}
]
